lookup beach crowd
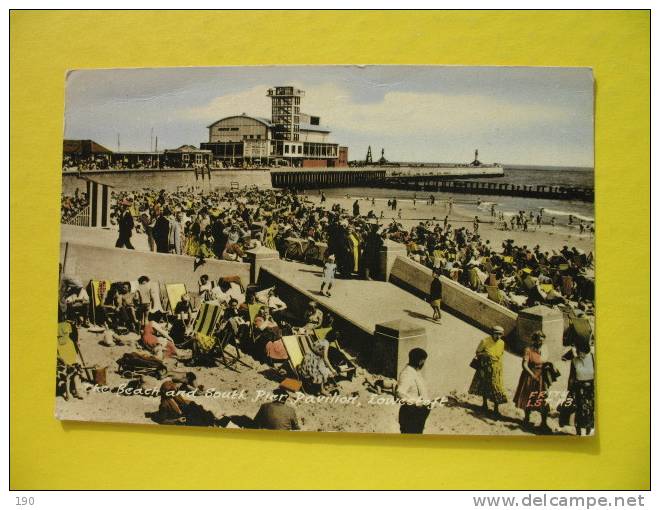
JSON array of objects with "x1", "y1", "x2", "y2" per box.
[{"x1": 58, "y1": 185, "x2": 595, "y2": 435}]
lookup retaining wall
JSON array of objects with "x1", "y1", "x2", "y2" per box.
[
  {"x1": 388, "y1": 255, "x2": 518, "y2": 336},
  {"x1": 62, "y1": 169, "x2": 273, "y2": 194},
  {"x1": 61, "y1": 242, "x2": 250, "y2": 291}
]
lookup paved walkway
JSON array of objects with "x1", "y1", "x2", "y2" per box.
[
  {"x1": 61, "y1": 224, "x2": 151, "y2": 251},
  {"x1": 261, "y1": 259, "x2": 526, "y2": 397}
]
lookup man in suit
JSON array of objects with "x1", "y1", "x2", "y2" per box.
[{"x1": 115, "y1": 199, "x2": 135, "y2": 249}]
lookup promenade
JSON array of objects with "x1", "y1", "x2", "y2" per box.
[{"x1": 259, "y1": 258, "x2": 526, "y2": 397}]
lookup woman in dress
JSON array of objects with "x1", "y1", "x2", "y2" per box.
[
  {"x1": 299, "y1": 333, "x2": 337, "y2": 396},
  {"x1": 348, "y1": 228, "x2": 361, "y2": 275},
  {"x1": 469, "y1": 325, "x2": 508, "y2": 415},
  {"x1": 264, "y1": 219, "x2": 278, "y2": 250},
  {"x1": 513, "y1": 331, "x2": 550, "y2": 431}
]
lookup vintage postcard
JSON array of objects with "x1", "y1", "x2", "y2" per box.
[{"x1": 57, "y1": 66, "x2": 594, "y2": 435}]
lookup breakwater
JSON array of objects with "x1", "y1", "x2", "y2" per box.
[{"x1": 379, "y1": 175, "x2": 594, "y2": 202}]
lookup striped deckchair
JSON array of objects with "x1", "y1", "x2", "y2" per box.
[
  {"x1": 89, "y1": 279, "x2": 112, "y2": 326},
  {"x1": 193, "y1": 302, "x2": 223, "y2": 353}
]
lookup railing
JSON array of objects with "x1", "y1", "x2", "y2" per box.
[{"x1": 62, "y1": 206, "x2": 90, "y2": 227}]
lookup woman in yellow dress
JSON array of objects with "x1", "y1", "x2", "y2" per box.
[
  {"x1": 469, "y1": 325, "x2": 508, "y2": 415},
  {"x1": 264, "y1": 219, "x2": 278, "y2": 250},
  {"x1": 348, "y1": 228, "x2": 361, "y2": 274}
]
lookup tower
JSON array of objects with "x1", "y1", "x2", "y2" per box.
[
  {"x1": 378, "y1": 148, "x2": 387, "y2": 165},
  {"x1": 472, "y1": 148, "x2": 481, "y2": 166},
  {"x1": 365, "y1": 145, "x2": 373, "y2": 164},
  {"x1": 267, "y1": 86, "x2": 305, "y2": 141}
]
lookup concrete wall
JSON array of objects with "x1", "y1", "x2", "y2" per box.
[
  {"x1": 61, "y1": 242, "x2": 250, "y2": 293},
  {"x1": 257, "y1": 266, "x2": 377, "y2": 369},
  {"x1": 62, "y1": 169, "x2": 273, "y2": 194},
  {"x1": 388, "y1": 255, "x2": 518, "y2": 337}
]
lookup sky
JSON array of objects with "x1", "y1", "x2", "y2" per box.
[{"x1": 64, "y1": 66, "x2": 594, "y2": 167}]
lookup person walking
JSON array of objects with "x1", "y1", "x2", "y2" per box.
[
  {"x1": 429, "y1": 269, "x2": 442, "y2": 323},
  {"x1": 469, "y1": 325, "x2": 508, "y2": 415},
  {"x1": 320, "y1": 254, "x2": 337, "y2": 297},
  {"x1": 353, "y1": 199, "x2": 360, "y2": 217},
  {"x1": 362, "y1": 222, "x2": 383, "y2": 280},
  {"x1": 152, "y1": 209, "x2": 171, "y2": 253},
  {"x1": 115, "y1": 200, "x2": 135, "y2": 249}
]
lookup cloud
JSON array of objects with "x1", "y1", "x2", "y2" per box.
[
  {"x1": 182, "y1": 82, "x2": 580, "y2": 140},
  {"x1": 182, "y1": 84, "x2": 273, "y2": 122}
]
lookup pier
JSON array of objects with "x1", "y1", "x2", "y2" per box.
[
  {"x1": 270, "y1": 168, "x2": 387, "y2": 188},
  {"x1": 270, "y1": 169, "x2": 594, "y2": 202}
]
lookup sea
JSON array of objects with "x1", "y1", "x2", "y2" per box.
[{"x1": 321, "y1": 165, "x2": 595, "y2": 224}]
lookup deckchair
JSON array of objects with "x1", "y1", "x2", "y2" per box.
[
  {"x1": 89, "y1": 279, "x2": 112, "y2": 326},
  {"x1": 165, "y1": 283, "x2": 187, "y2": 314},
  {"x1": 246, "y1": 303, "x2": 265, "y2": 344},
  {"x1": 282, "y1": 335, "x2": 305, "y2": 380},
  {"x1": 193, "y1": 302, "x2": 223, "y2": 354}
]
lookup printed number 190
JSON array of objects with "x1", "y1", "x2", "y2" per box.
[{"x1": 16, "y1": 497, "x2": 34, "y2": 506}]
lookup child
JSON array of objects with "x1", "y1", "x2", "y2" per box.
[{"x1": 321, "y1": 254, "x2": 337, "y2": 297}]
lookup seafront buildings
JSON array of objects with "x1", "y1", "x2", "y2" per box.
[{"x1": 63, "y1": 85, "x2": 348, "y2": 170}]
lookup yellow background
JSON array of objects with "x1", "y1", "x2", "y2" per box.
[{"x1": 10, "y1": 10, "x2": 650, "y2": 489}]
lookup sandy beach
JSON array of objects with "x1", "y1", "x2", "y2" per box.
[{"x1": 57, "y1": 185, "x2": 594, "y2": 436}]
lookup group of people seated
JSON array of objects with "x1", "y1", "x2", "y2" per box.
[
  {"x1": 61, "y1": 191, "x2": 89, "y2": 223},
  {"x1": 395, "y1": 218, "x2": 595, "y2": 314},
  {"x1": 59, "y1": 268, "x2": 358, "y2": 402}
]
